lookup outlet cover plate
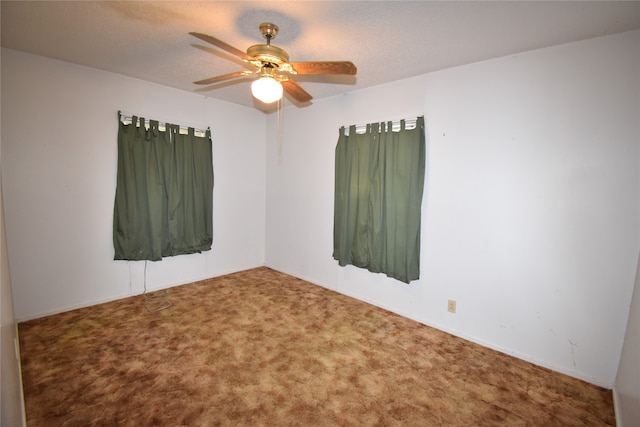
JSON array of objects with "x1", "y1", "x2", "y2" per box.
[{"x1": 448, "y1": 299, "x2": 456, "y2": 313}]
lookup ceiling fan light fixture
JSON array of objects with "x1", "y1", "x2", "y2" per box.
[{"x1": 251, "y1": 75, "x2": 283, "y2": 103}]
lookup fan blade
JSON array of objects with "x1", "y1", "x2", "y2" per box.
[
  {"x1": 194, "y1": 71, "x2": 254, "y2": 85},
  {"x1": 289, "y1": 61, "x2": 357, "y2": 75},
  {"x1": 282, "y1": 79, "x2": 313, "y2": 103},
  {"x1": 189, "y1": 32, "x2": 254, "y2": 62}
]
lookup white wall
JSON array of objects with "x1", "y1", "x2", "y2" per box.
[
  {"x1": 1, "y1": 49, "x2": 267, "y2": 321},
  {"x1": 1, "y1": 141, "x2": 27, "y2": 425},
  {"x1": 614, "y1": 253, "x2": 640, "y2": 426},
  {"x1": 1, "y1": 47, "x2": 26, "y2": 424},
  {"x1": 265, "y1": 30, "x2": 640, "y2": 388}
]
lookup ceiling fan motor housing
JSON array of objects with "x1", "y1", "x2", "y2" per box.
[{"x1": 246, "y1": 44, "x2": 289, "y2": 66}]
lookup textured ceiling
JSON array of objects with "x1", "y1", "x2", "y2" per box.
[{"x1": 2, "y1": 1, "x2": 639, "y2": 112}]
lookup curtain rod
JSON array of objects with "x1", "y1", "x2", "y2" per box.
[
  {"x1": 118, "y1": 111, "x2": 210, "y2": 137},
  {"x1": 341, "y1": 116, "x2": 423, "y2": 135}
]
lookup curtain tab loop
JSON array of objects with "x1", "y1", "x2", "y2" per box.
[{"x1": 150, "y1": 120, "x2": 160, "y2": 137}]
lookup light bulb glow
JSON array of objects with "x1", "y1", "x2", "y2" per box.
[{"x1": 251, "y1": 76, "x2": 283, "y2": 103}]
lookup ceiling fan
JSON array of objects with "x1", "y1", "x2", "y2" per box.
[{"x1": 190, "y1": 23, "x2": 357, "y2": 104}]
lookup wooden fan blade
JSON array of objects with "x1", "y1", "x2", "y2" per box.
[
  {"x1": 194, "y1": 71, "x2": 253, "y2": 85},
  {"x1": 282, "y1": 79, "x2": 313, "y2": 103},
  {"x1": 189, "y1": 32, "x2": 254, "y2": 61},
  {"x1": 289, "y1": 61, "x2": 357, "y2": 75}
]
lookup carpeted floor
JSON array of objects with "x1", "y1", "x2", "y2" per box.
[{"x1": 19, "y1": 267, "x2": 614, "y2": 426}]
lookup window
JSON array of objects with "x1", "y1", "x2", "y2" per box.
[
  {"x1": 113, "y1": 114, "x2": 213, "y2": 261},
  {"x1": 333, "y1": 117, "x2": 426, "y2": 283}
]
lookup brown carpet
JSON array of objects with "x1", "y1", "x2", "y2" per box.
[{"x1": 19, "y1": 267, "x2": 614, "y2": 426}]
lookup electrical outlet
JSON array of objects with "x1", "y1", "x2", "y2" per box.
[{"x1": 447, "y1": 299, "x2": 457, "y2": 313}]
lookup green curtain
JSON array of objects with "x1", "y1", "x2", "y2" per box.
[
  {"x1": 113, "y1": 114, "x2": 213, "y2": 261},
  {"x1": 333, "y1": 117, "x2": 426, "y2": 283}
]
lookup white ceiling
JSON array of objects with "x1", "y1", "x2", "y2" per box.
[{"x1": 2, "y1": 1, "x2": 639, "y2": 112}]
